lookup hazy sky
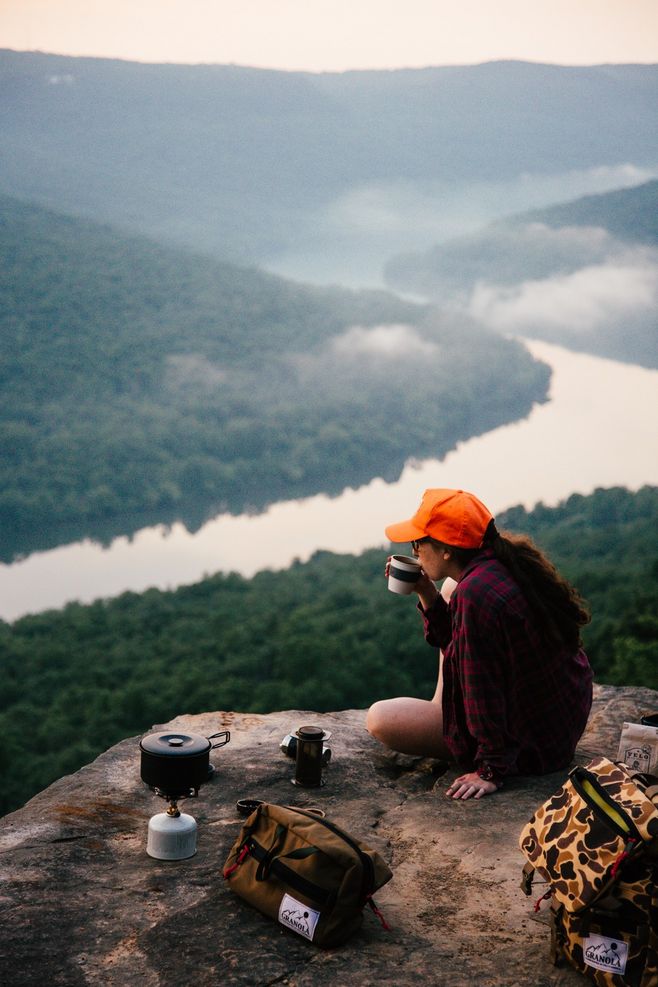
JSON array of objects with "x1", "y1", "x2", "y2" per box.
[{"x1": 2, "y1": 0, "x2": 658, "y2": 71}]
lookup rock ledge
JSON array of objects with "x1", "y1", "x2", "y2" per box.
[{"x1": 1, "y1": 683, "x2": 657, "y2": 986}]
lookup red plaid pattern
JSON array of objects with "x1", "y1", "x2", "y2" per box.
[{"x1": 420, "y1": 549, "x2": 593, "y2": 781}]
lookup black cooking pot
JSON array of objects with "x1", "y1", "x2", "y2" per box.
[{"x1": 140, "y1": 730, "x2": 230, "y2": 798}]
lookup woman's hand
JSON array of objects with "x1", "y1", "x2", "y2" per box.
[{"x1": 445, "y1": 772, "x2": 498, "y2": 800}]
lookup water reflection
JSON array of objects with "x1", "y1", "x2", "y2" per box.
[{"x1": 2, "y1": 339, "x2": 657, "y2": 622}]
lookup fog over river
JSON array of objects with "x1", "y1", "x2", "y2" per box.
[{"x1": 2, "y1": 339, "x2": 658, "y2": 622}]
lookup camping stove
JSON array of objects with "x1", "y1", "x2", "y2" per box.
[
  {"x1": 146, "y1": 790, "x2": 198, "y2": 861},
  {"x1": 139, "y1": 728, "x2": 230, "y2": 861}
]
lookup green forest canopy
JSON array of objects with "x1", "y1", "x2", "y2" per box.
[
  {"x1": 0, "y1": 194, "x2": 548, "y2": 559},
  {"x1": 1, "y1": 485, "x2": 656, "y2": 818}
]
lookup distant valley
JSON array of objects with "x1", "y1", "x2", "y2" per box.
[
  {"x1": 0, "y1": 194, "x2": 547, "y2": 559},
  {"x1": 1, "y1": 50, "x2": 657, "y2": 558},
  {"x1": 1, "y1": 51, "x2": 656, "y2": 282}
]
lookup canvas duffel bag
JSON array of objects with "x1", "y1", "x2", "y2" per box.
[{"x1": 223, "y1": 802, "x2": 392, "y2": 947}]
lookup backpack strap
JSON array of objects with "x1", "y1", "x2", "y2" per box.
[
  {"x1": 644, "y1": 784, "x2": 658, "y2": 804},
  {"x1": 549, "y1": 901, "x2": 568, "y2": 967},
  {"x1": 521, "y1": 862, "x2": 536, "y2": 896},
  {"x1": 620, "y1": 765, "x2": 658, "y2": 796}
]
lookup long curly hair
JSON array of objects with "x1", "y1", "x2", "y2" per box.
[{"x1": 443, "y1": 520, "x2": 590, "y2": 650}]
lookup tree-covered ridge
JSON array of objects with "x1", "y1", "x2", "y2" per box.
[
  {"x1": 0, "y1": 194, "x2": 548, "y2": 559},
  {"x1": 511, "y1": 179, "x2": 658, "y2": 245},
  {"x1": 383, "y1": 180, "x2": 658, "y2": 368},
  {"x1": 0, "y1": 485, "x2": 656, "y2": 818},
  {"x1": 385, "y1": 180, "x2": 658, "y2": 297}
]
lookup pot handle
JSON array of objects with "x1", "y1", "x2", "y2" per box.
[{"x1": 208, "y1": 730, "x2": 230, "y2": 749}]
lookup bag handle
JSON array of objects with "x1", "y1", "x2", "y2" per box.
[{"x1": 255, "y1": 822, "x2": 287, "y2": 882}]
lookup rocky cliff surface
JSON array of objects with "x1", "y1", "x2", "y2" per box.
[{"x1": 1, "y1": 683, "x2": 657, "y2": 986}]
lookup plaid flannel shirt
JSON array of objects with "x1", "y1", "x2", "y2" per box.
[{"x1": 420, "y1": 549, "x2": 593, "y2": 783}]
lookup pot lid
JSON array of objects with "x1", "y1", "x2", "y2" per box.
[{"x1": 140, "y1": 732, "x2": 211, "y2": 756}]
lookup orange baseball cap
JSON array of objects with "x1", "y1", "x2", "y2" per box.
[{"x1": 385, "y1": 488, "x2": 494, "y2": 548}]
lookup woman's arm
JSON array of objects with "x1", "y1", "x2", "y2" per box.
[
  {"x1": 455, "y1": 595, "x2": 513, "y2": 782},
  {"x1": 418, "y1": 588, "x2": 452, "y2": 650}
]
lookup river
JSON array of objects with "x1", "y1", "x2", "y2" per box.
[{"x1": 2, "y1": 339, "x2": 657, "y2": 622}]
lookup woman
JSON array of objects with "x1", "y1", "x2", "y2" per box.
[{"x1": 366, "y1": 488, "x2": 593, "y2": 800}]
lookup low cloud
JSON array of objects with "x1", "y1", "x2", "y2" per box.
[
  {"x1": 514, "y1": 163, "x2": 657, "y2": 203},
  {"x1": 47, "y1": 74, "x2": 75, "y2": 86},
  {"x1": 330, "y1": 323, "x2": 439, "y2": 358},
  {"x1": 164, "y1": 353, "x2": 226, "y2": 391},
  {"x1": 327, "y1": 165, "x2": 657, "y2": 249},
  {"x1": 385, "y1": 222, "x2": 640, "y2": 301},
  {"x1": 284, "y1": 323, "x2": 442, "y2": 399},
  {"x1": 467, "y1": 248, "x2": 658, "y2": 337}
]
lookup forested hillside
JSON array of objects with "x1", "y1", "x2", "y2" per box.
[
  {"x1": 514, "y1": 179, "x2": 658, "y2": 243},
  {"x1": 1, "y1": 486, "x2": 656, "y2": 817},
  {"x1": 386, "y1": 181, "x2": 658, "y2": 295},
  {"x1": 0, "y1": 194, "x2": 549, "y2": 559},
  {"x1": 384, "y1": 180, "x2": 658, "y2": 367},
  {"x1": 1, "y1": 50, "x2": 656, "y2": 268}
]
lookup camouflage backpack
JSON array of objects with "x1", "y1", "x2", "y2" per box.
[{"x1": 519, "y1": 756, "x2": 658, "y2": 986}]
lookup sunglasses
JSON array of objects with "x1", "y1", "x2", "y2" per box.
[{"x1": 411, "y1": 537, "x2": 432, "y2": 552}]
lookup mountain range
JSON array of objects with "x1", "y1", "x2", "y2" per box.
[{"x1": 2, "y1": 50, "x2": 656, "y2": 280}]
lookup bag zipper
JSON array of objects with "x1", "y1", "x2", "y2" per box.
[{"x1": 569, "y1": 766, "x2": 643, "y2": 843}]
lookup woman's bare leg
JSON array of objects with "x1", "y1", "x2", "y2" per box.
[
  {"x1": 366, "y1": 653, "x2": 450, "y2": 758},
  {"x1": 432, "y1": 649, "x2": 444, "y2": 703},
  {"x1": 368, "y1": 576, "x2": 456, "y2": 757}
]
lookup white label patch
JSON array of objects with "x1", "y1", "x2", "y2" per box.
[
  {"x1": 278, "y1": 893, "x2": 321, "y2": 942},
  {"x1": 583, "y1": 934, "x2": 628, "y2": 975}
]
